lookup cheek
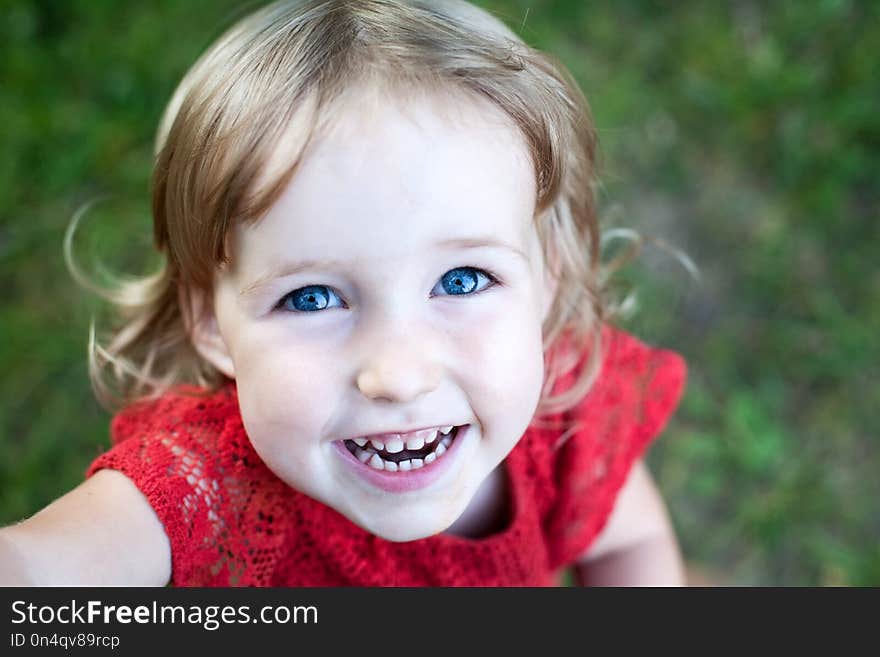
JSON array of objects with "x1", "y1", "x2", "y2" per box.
[
  {"x1": 234, "y1": 352, "x2": 335, "y2": 490},
  {"x1": 451, "y1": 295, "x2": 545, "y2": 424},
  {"x1": 231, "y1": 330, "x2": 338, "y2": 447}
]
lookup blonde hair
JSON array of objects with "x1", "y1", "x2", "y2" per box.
[{"x1": 72, "y1": 0, "x2": 618, "y2": 419}]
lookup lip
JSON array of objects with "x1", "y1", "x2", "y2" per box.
[{"x1": 333, "y1": 424, "x2": 471, "y2": 493}]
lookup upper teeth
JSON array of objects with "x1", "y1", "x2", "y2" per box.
[
  {"x1": 352, "y1": 426, "x2": 455, "y2": 452},
  {"x1": 384, "y1": 437, "x2": 404, "y2": 453}
]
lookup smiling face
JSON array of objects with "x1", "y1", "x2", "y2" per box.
[{"x1": 192, "y1": 87, "x2": 556, "y2": 541}]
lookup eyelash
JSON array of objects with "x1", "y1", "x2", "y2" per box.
[{"x1": 274, "y1": 266, "x2": 501, "y2": 313}]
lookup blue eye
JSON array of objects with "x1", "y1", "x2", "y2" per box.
[
  {"x1": 278, "y1": 285, "x2": 343, "y2": 312},
  {"x1": 433, "y1": 267, "x2": 496, "y2": 296},
  {"x1": 277, "y1": 267, "x2": 497, "y2": 314}
]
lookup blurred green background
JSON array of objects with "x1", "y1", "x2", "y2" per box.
[{"x1": 1, "y1": 0, "x2": 877, "y2": 585}]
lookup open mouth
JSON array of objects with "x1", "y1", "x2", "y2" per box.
[{"x1": 342, "y1": 425, "x2": 464, "y2": 472}]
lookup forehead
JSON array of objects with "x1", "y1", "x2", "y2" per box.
[{"x1": 231, "y1": 85, "x2": 538, "y2": 271}]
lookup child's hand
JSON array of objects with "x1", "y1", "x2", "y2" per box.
[{"x1": 0, "y1": 470, "x2": 171, "y2": 586}]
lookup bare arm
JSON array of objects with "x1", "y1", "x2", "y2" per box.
[
  {"x1": 0, "y1": 470, "x2": 171, "y2": 586},
  {"x1": 574, "y1": 459, "x2": 685, "y2": 586}
]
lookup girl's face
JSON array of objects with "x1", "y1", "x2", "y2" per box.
[{"x1": 198, "y1": 90, "x2": 556, "y2": 541}]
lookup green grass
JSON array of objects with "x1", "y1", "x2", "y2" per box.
[{"x1": 2, "y1": 0, "x2": 877, "y2": 585}]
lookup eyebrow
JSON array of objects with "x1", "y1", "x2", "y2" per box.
[{"x1": 239, "y1": 237, "x2": 529, "y2": 297}]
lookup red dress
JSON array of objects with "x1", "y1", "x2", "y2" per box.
[{"x1": 87, "y1": 327, "x2": 686, "y2": 586}]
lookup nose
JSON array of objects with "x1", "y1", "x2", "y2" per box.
[{"x1": 355, "y1": 339, "x2": 442, "y2": 403}]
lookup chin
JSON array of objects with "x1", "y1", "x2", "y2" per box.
[
  {"x1": 348, "y1": 506, "x2": 462, "y2": 543},
  {"x1": 369, "y1": 524, "x2": 439, "y2": 543}
]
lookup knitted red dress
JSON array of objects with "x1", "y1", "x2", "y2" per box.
[{"x1": 87, "y1": 327, "x2": 686, "y2": 586}]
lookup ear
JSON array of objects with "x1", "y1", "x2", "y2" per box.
[{"x1": 180, "y1": 285, "x2": 236, "y2": 379}]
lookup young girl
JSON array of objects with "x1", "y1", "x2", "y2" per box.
[{"x1": 0, "y1": 0, "x2": 687, "y2": 586}]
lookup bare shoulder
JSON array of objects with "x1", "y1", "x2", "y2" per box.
[
  {"x1": 577, "y1": 459, "x2": 676, "y2": 563},
  {"x1": 1, "y1": 470, "x2": 171, "y2": 585}
]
